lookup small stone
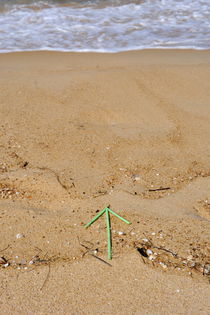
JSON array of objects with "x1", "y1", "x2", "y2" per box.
[
  {"x1": 16, "y1": 233, "x2": 24, "y2": 239},
  {"x1": 146, "y1": 249, "x2": 153, "y2": 256},
  {"x1": 151, "y1": 232, "x2": 156, "y2": 236},
  {"x1": 142, "y1": 238, "x2": 149, "y2": 243},
  {"x1": 148, "y1": 254, "x2": 156, "y2": 261},
  {"x1": 188, "y1": 261, "x2": 196, "y2": 268},
  {"x1": 118, "y1": 231, "x2": 126, "y2": 236},
  {"x1": 3, "y1": 263, "x2": 10, "y2": 268},
  {"x1": 132, "y1": 174, "x2": 141, "y2": 181}
]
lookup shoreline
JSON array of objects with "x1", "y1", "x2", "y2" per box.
[
  {"x1": 1, "y1": 47, "x2": 210, "y2": 53},
  {"x1": 1, "y1": 49, "x2": 210, "y2": 65}
]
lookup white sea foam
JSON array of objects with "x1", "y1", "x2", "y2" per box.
[{"x1": 0, "y1": 0, "x2": 209, "y2": 52}]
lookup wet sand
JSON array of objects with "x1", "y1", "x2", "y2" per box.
[{"x1": 0, "y1": 50, "x2": 209, "y2": 314}]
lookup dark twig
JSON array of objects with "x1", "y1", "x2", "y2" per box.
[
  {"x1": 90, "y1": 254, "x2": 112, "y2": 267},
  {"x1": 148, "y1": 187, "x2": 171, "y2": 192},
  {"x1": 0, "y1": 245, "x2": 10, "y2": 253},
  {"x1": 153, "y1": 246, "x2": 177, "y2": 257}
]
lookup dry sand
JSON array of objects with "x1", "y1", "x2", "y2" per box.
[{"x1": 0, "y1": 50, "x2": 209, "y2": 314}]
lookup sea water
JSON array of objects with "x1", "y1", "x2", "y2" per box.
[{"x1": 0, "y1": 0, "x2": 209, "y2": 52}]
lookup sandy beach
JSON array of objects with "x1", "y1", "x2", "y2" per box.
[{"x1": 0, "y1": 50, "x2": 210, "y2": 314}]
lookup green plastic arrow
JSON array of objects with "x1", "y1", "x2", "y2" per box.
[{"x1": 84, "y1": 206, "x2": 131, "y2": 260}]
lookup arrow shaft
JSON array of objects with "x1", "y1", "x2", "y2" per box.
[{"x1": 106, "y1": 209, "x2": 112, "y2": 260}]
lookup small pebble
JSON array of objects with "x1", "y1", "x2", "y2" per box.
[
  {"x1": 188, "y1": 261, "x2": 196, "y2": 268},
  {"x1": 3, "y1": 263, "x2": 9, "y2": 268},
  {"x1": 151, "y1": 232, "x2": 156, "y2": 236},
  {"x1": 132, "y1": 174, "x2": 141, "y2": 181},
  {"x1": 146, "y1": 249, "x2": 153, "y2": 256},
  {"x1": 148, "y1": 255, "x2": 156, "y2": 261},
  {"x1": 118, "y1": 231, "x2": 126, "y2": 236},
  {"x1": 16, "y1": 233, "x2": 24, "y2": 239}
]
